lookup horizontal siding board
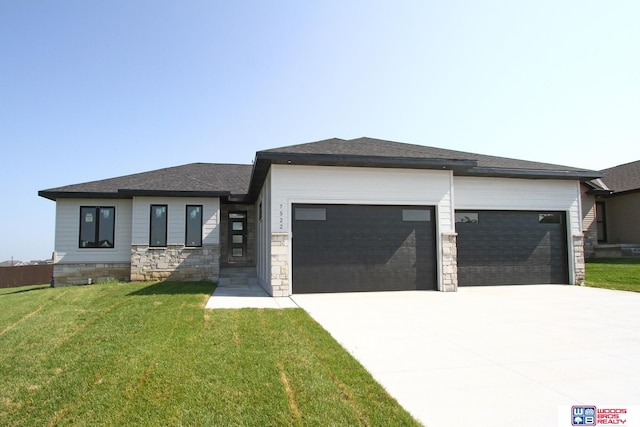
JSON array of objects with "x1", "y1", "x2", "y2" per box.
[
  {"x1": 131, "y1": 196, "x2": 220, "y2": 245},
  {"x1": 54, "y1": 199, "x2": 132, "y2": 263},
  {"x1": 270, "y1": 165, "x2": 454, "y2": 233},
  {"x1": 454, "y1": 177, "x2": 581, "y2": 235}
]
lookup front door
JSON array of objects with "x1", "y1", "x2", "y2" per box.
[{"x1": 228, "y1": 212, "x2": 247, "y2": 263}]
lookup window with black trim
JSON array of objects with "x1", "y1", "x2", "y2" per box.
[
  {"x1": 402, "y1": 209, "x2": 431, "y2": 222},
  {"x1": 596, "y1": 202, "x2": 607, "y2": 242},
  {"x1": 79, "y1": 206, "x2": 115, "y2": 248},
  {"x1": 295, "y1": 208, "x2": 326, "y2": 221},
  {"x1": 150, "y1": 205, "x2": 168, "y2": 247},
  {"x1": 185, "y1": 205, "x2": 202, "y2": 247},
  {"x1": 455, "y1": 212, "x2": 479, "y2": 224},
  {"x1": 538, "y1": 213, "x2": 562, "y2": 224}
]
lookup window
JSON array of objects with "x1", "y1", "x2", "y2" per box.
[
  {"x1": 596, "y1": 202, "x2": 607, "y2": 242},
  {"x1": 402, "y1": 209, "x2": 431, "y2": 222},
  {"x1": 455, "y1": 212, "x2": 479, "y2": 224},
  {"x1": 150, "y1": 205, "x2": 168, "y2": 247},
  {"x1": 185, "y1": 205, "x2": 202, "y2": 247},
  {"x1": 539, "y1": 213, "x2": 562, "y2": 224},
  {"x1": 295, "y1": 208, "x2": 326, "y2": 221},
  {"x1": 228, "y1": 212, "x2": 247, "y2": 261},
  {"x1": 79, "y1": 206, "x2": 115, "y2": 248}
]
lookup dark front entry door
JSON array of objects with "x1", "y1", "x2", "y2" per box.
[{"x1": 228, "y1": 212, "x2": 247, "y2": 263}]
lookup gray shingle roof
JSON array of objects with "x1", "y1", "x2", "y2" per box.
[
  {"x1": 601, "y1": 160, "x2": 640, "y2": 194},
  {"x1": 262, "y1": 137, "x2": 596, "y2": 173},
  {"x1": 40, "y1": 137, "x2": 603, "y2": 202},
  {"x1": 39, "y1": 163, "x2": 252, "y2": 200}
]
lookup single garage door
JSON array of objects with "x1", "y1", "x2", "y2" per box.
[
  {"x1": 292, "y1": 204, "x2": 437, "y2": 293},
  {"x1": 456, "y1": 210, "x2": 568, "y2": 286}
]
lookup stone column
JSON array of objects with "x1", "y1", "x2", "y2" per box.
[
  {"x1": 441, "y1": 232, "x2": 458, "y2": 292},
  {"x1": 270, "y1": 233, "x2": 290, "y2": 297},
  {"x1": 573, "y1": 234, "x2": 586, "y2": 285}
]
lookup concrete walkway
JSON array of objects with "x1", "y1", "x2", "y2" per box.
[
  {"x1": 205, "y1": 283, "x2": 298, "y2": 309},
  {"x1": 291, "y1": 285, "x2": 640, "y2": 427}
]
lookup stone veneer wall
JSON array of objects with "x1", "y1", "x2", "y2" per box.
[
  {"x1": 572, "y1": 235, "x2": 586, "y2": 285},
  {"x1": 441, "y1": 232, "x2": 458, "y2": 292},
  {"x1": 270, "y1": 233, "x2": 289, "y2": 297},
  {"x1": 130, "y1": 244, "x2": 220, "y2": 282},
  {"x1": 583, "y1": 229, "x2": 597, "y2": 259},
  {"x1": 53, "y1": 262, "x2": 131, "y2": 286}
]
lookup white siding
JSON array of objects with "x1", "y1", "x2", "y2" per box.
[
  {"x1": 453, "y1": 177, "x2": 582, "y2": 235},
  {"x1": 131, "y1": 197, "x2": 220, "y2": 245},
  {"x1": 255, "y1": 170, "x2": 272, "y2": 291},
  {"x1": 454, "y1": 177, "x2": 583, "y2": 285},
  {"x1": 270, "y1": 165, "x2": 454, "y2": 232},
  {"x1": 54, "y1": 198, "x2": 133, "y2": 263},
  {"x1": 269, "y1": 165, "x2": 454, "y2": 293}
]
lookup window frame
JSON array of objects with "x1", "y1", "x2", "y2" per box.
[
  {"x1": 78, "y1": 206, "x2": 116, "y2": 249},
  {"x1": 596, "y1": 201, "x2": 607, "y2": 242},
  {"x1": 149, "y1": 204, "x2": 168, "y2": 247},
  {"x1": 538, "y1": 212, "x2": 562, "y2": 224},
  {"x1": 294, "y1": 208, "x2": 327, "y2": 221},
  {"x1": 185, "y1": 205, "x2": 203, "y2": 247},
  {"x1": 455, "y1": 211, "x2": 479, "y2": 224}
]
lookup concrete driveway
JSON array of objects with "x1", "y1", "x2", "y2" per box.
[{"x1": 291, "y1": 285, "x2": 640, "y2": 427}]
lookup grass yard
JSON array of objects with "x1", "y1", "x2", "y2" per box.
[
  {"x1": 0, "y1": 281, "x2": 419, "y2": 426},
  {"x1": 585, "y1": 258, "x2": 640, "y2": 292}
]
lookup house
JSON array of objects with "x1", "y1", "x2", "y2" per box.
[
  {"x1": 39, "y1": 137, "x2": 602, "y2": 295},
  {"x1": 586, "y1": 160, "x2": 640, "y2": 257}
]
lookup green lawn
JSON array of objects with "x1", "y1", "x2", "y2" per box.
[
  {"x1": 585, "y1": 258, "x2": 640, "y2": 292},
  {"x1": 0, "y1": 281, "x2": 420, "y2": 426}
]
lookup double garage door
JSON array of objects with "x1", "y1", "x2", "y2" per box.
[
  {"x1": 292, "y1": 204, "x2": 437, "y2": 293},
  {"x1": 291, "y1": 205, "x2": 569, "y2": 293},
  {"x1": 456, "y1": 210, "x2": 568, "y2": 286}
]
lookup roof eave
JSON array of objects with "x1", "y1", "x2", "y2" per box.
[
  {"x1": 117, "y1": 189, "x2": 230, "y2": 198},
  {"x1": 588, "y1": 189, "x2": 615, "y2": 196},
  {"x1": 257, "y1": 151, "x2": 478, "y2": 169},
  {"x1": 457, "y1": 167, "x2": 604, "y2": 181},
  {"x1": 598, "y1": 187, "x2": 640, "y2": 197},
  {"x1": 38, "y1": 189, "x2": 232, "y2": 201},
  {"x1": 38, "y1": 190, "x2": 123, "y2": 201}
]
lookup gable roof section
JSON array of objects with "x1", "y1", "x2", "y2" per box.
[
  {"x1": 250, "y1": 137, "x2": 602, "y2": 197},
  {"x1": 600, "y1": 160, "x2": 640, "y2": 195},
  {"x1": 39, "y1": 163, "x2": 252, "y2": 201}
]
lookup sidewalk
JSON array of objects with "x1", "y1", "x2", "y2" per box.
[{"x1": 205, "y1": 283, "x2": 298, "y2": 309}]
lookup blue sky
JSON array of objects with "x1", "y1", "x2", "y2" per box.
[{"x1": 1, "y1": 1, "x2": 638, "y2": 261}]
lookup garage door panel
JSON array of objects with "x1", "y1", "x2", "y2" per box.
[
  {"x1": 292, "y1": 204, "x2": 436, "y2": 293},
  {"x1": 456, "y1": 210, "x2": 568, "y2": 286}
]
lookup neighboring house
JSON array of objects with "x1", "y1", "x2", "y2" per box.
[
  {"x1": 39, "y1": 137, "x2": 602, "y2": 295},
  {"x1": 587, "y1": 160, "x2": 640, "y2": 257}
]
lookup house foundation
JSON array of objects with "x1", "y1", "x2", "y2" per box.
[
  {"x1": 53, "y1": 262, "x2": 131, "y2": 286},
  {"x1": 130, "y1": 244, "x2": 220, "y2": 282}
]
